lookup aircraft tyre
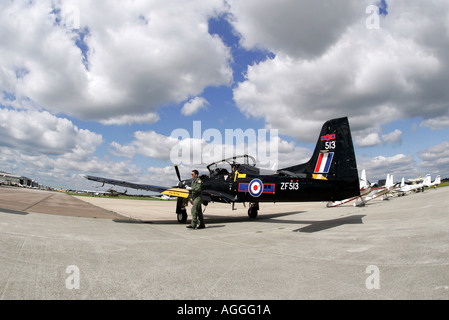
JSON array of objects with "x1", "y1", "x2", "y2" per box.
[
  {"x1": 248, "y1": 202, "x2": 259, "y2": 219},
  {"x1": 177, "y1": 208, "x2": 187, "y2": 223}
]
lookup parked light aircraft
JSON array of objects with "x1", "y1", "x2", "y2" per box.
[
  {"x1": 105, "y1": 187, "x2": 128, "y2": 197},
  {"x1": 326, "y1": 169, "x2": 371, "y2": 207},
  {"x1": 408, "y1": 173, "x2": 423, "y2": 183},
  {"x1": 327, "y1": 172, "x2": 395, "y2": 207},
  {"x1": 426, "y1": 175, "x2": 441, "y2": 188},
  {"x1": 350, "y1": 173, "x2": 394, "y2": 206},
  {"x1": 395, "y1": 174, "x2": 431, "y2": 195},
  {"x1": 150, "y1": 194, "x2": 172, "y2": 200}
]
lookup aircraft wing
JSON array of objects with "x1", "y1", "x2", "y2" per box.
[
  {"x1": 84, "y1": 175, "x2": 190, "y2": 198},
  {"x1": 202, "y1": 189, "x2": 236, "y2": 204}
]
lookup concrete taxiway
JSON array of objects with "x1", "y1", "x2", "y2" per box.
[{"x1": 0, "y1": 186, "x2": 448, "y2": 299}]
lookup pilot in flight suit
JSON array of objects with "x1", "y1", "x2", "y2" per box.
[{"x1": 187, "y1": 170, "x2": 205, "y2": 229}]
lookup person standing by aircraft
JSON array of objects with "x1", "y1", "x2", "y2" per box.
[{"x1": 186, "y1": 170, "x2": 205, "y2": 229}]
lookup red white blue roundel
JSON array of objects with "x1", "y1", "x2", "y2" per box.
[{"x1": 249, "y1": 178, "x2": 263, "y2": 197}]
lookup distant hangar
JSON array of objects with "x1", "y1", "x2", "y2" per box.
[{"x1": 0, "y1": 171, "x2": 41, "y2": 188}]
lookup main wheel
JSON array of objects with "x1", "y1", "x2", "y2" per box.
[{"x1": 248, "y1": 206, "x2": 258, "y2": 219}]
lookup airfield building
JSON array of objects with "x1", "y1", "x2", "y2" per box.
[{"x1": 0, "y1": 171, "x2": 40, "y2": 188}]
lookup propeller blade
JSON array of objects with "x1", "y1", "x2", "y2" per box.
[{"x1": 174, "y1": 164, "x2": 181, "y2": 182}]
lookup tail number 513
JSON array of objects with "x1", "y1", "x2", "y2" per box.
[{"x1": 325, "y1": 141, "x2": 336, "y2": 150}]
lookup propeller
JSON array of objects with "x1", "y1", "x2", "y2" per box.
[{"x1": 174, "y1": 164, "x2": 182, "y2": 184}]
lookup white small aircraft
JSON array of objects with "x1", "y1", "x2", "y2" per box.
[
  {"x1": 408, "y1": 173, "x2": 423, "y2": 183},
  {"x1": 327, "y1": 169, "x2": 372, "y2": 207},
  {"x1": 359, "y1": 174, "x2": 395, "y2": 205},
  {"x1": 150, "y1": 194, "x2": 172, "y2": 200},
  {"x1": 426, "y1": 175, "x2": 441, "y2": 188},
  {"x1": 395, "y1": 174, "x2": 431, "y2": 195},
  {"x1": 393, "y1": 177, "x2": 406, "y2": 197}
]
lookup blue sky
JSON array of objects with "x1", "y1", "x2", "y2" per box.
[{"x1": 1, "y1": 0, "x2": 449, "y2": 191}]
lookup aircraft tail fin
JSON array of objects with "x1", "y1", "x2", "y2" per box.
[
  {"x1": 360, "y1": 169, "x2": 369, "y2": 189},
  {"x1": 423, "y1": 174, "x2": 432, "y2": 187},
  {"x1": 280, "y1": 117, "x2": 360, "y2": 198},
  {"x1": 386, "y1": 174, "x2": 394, "y2": 189}
]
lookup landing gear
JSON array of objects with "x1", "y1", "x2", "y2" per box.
[
  {"x1": 248, "y1": 202, "x2": 259, "y2": 219},
  {"x1": 176, "y1": 198, "x2": 188, "y2": 223},
  {"x1": 177, "y1": 208, "x2": 187, "y2": 223}
]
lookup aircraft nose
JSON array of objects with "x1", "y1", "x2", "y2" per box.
[{"x1": 178, "y1": 180, "x2": 187, "y2": 188}]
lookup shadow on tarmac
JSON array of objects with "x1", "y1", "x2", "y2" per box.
[
  {"x1": 0, "y1": 207, "x2": 29, "y2": 215},
  {"x1": 292, "y1": 215, "x2": 365, "y2": 233},
  {"x1": 112, "y1": 210, "x2": 365, "y2": 233}
]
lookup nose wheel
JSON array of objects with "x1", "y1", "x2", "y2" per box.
[
  {"x1": 177, "y1": 209, "x2": 187, "y2": 223},
  {"x1": 176, "y1": 198, "x2": 188, "y2": 223}
]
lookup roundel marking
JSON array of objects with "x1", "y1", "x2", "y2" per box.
[{"x1": 249, "y1": 178, "x2": 263, "y2": 197}]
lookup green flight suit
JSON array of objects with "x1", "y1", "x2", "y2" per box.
[{"x1": 190, "y1": 177, "x2": 204, "y2": 228}]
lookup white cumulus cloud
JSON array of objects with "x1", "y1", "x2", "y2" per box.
[
  {"x1": 231, "y1": 0, "x2": 449, "y2": 142},
  {"x1": 0, "y1": 0, "x2": 233, "y2": 122},
  {"x1": 182, "y1": 97, "x2": 210, "y2": 116}
]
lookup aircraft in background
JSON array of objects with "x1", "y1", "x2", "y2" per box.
[
  {"x1": 150, "y1": 194, "x2": 173, "y2": 200},
  {"x1": 326, "y1": 169, "x2": 372, "y2": 207},
  {"x1": 395, "y1": 174, "x2": 431, "y2": 195},
  {"x1": 354, "y1": 174, "x2": 394, "y2": 207},
  {"x1": 408, "y1": 173, "x2": 423, "y2": 184},
  {"x1": 426, "y1": 175, "x2": 441, "y2": 188},
  {"x1": 85, "y1": 117, "x2": 361, "y2": 223},
  {"x1": 105, "y1": 187, "x2": 128, "y2": 197},
  {"x1": 328, "y1": 172, "x2": 397, "y2": 207}
]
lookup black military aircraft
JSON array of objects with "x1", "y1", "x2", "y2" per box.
[{"x1": 85, "y1": 117, "x2": 360, "y2": 223}]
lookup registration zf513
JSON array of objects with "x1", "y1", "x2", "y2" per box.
[{"x1": 280, "y1": 182, "x2": 299, "y2": 190}]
